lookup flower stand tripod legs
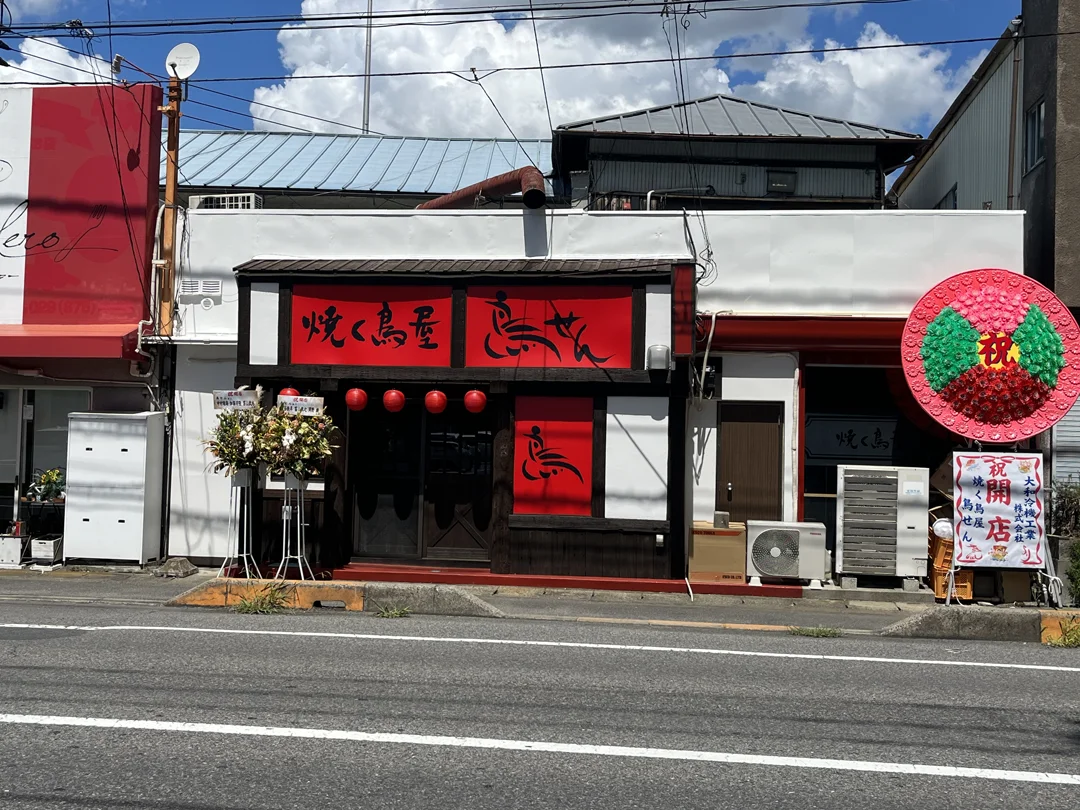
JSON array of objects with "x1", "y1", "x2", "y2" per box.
[{"x1": 276, "y1": 478, "x2": 314, "y2": 581}]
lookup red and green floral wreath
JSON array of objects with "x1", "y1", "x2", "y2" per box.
[{"x1": 902, "y1": 270, "x2": 1080, "y2": 441}]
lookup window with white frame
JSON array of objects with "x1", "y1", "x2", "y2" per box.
[{"x1": 1026, "y1": 99, "x2": 1046, "y2": 170}]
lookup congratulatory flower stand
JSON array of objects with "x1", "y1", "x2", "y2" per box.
[{"x1": 206, "y1": 390, "x2": 335, "y2": 580}]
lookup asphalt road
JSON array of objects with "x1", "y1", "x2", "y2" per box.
[{"x1": 0, "y1": 602, "x2": 1078, "y2": 809}]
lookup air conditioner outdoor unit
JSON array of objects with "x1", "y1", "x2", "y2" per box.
[
  {"x1": 836, "y1": 465, "x2": 929, "y2": 579},
  {"x1": 188, "y1": 193, "x2": 263, "y2": 210},
  {"x1": 746, "y1": 520, "x2": 827, "y2": 588}
]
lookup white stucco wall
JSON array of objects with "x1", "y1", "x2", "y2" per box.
[
  {"x1": 174, "y1": 208, "x2": 1024, "y2": 343},
  {"x1": 604, "y1": 397, "x2": 669, "y2": 521},
  {"x1": 168, "y1": 344, "x2": 236, "y2": 560}
]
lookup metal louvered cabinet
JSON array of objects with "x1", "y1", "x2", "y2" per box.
[{"x1": 836, "y1": 465, "x2": 929, "y2": 579}]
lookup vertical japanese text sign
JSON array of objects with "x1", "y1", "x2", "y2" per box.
[{"x1": 953, "y1": 453, "x2": 1045, "y2": 568}]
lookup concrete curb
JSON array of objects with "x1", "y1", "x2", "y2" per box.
[
  {"x1": 881, "y1": 605, "x2": 1044, "y2": 643},
  {"x1": 167, "y1": 578, "x2": 505, "y2": 618},
  {"x1": 167, "y1": 579, "x2": 367, "y2": 611},
  {"x1": 458, "y1": 585, "x2": 932, "y2": 614},
  {"x1": 363, "y1": 582, "x2": 505, "y2": 618}
]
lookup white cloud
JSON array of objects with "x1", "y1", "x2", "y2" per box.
[
  {"x1": 7, "y1": 0, "x2": 65, "y2": 15},
  {"x1": 731, "y1": 23, "x2": 987, "y2": 134},
  {"x1": 0, "y1": 36, "x2": 111, "y2": 85},
  {"x1": 251, "y1": 2, "x2": 984, "y2": 139},
  {"x1": 252, "y1": 0, "x2": 816, "y2": 137}
]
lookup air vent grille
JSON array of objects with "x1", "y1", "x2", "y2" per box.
[{"x1": 840, "y1": 469, "x2": 898, "y2": 575}]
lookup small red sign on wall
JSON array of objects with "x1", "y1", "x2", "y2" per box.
[
  {"x1": 467, "y1": 286, "x2": 632, "y2": 369},
  {"x1": 291, "y1": 285, "x2": 452, "y2": 366},
  {"x1": 513, "y1": 396, "x2": 593, "y2": 516}
]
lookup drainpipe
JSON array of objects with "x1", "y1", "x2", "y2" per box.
[
  {"x1": 417, "y1": 166, "x2": 546, "y2": 210},
  {"x1": 1006, "y1": 19, "x2": 1022, "y2": 209}
]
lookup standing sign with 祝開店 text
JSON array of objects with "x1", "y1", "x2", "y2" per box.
[
  {"x1": 213, "y1": 390, "x2": 259, "y2": 410},
  {"x1": 277, "y1": 395, "x2": 324, "y2": 415},
  {"x1": 953, "y1": 452, "x2": 1045, "y2": 568}
]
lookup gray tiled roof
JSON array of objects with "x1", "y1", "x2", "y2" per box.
[
  {"x1": 164, "y1": 131, "x2": 552, "y2": 194},
  {"x1": 557, "y1": 94, "x2": 919, "y2": 140}
]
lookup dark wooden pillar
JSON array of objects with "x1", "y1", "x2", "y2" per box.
[
  {"x1": 322, "y1": 392, "x2": 349, "y2": 568},
  {"x1": 667, "y1": 359, "x2": 690, "y2": 579},
  {"x1": 489, "y1": 394, "x2": 514, "y2": 573}
]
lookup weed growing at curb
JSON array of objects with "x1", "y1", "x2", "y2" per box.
[
  {"x1": 375, "y1": 603, "x2": 412, "y2": 619},
  {"x1": 234, "y1": 583, "x2": 291, "y2": 614},
  {"x1": 789, "y1": 626, "x2": 843, "y2": 638},
  {"x1": 1046, "y1": 616, "x2": 1080, "y2": 648}
]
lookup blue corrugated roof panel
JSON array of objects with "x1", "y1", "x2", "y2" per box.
[{"x1": 166, "y1": 131, "x2": 553, "y2": 195}]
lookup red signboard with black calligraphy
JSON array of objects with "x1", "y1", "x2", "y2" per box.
[
  {"x1": 291, "y1": 285, "x2": 451, "y2": 366},
  {"x1": 466, "y1": 286, "x2": 632, "y2": 369},
  {"x1": 513, "y1": 396, "x2": 593, "y2": 516}
]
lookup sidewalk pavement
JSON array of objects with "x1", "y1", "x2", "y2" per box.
[
  {"x1": 0, "y1": 567, "x2": 924, "y2": 634},
  {"x1": 2, "y1": 567, "x2": 1074, "y2": 643},
  {"x1": 0, "y1": 568, "x2": 216, "y2": 606}
]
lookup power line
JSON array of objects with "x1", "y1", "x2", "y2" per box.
[
  {"x1": 10, "y1": 0, "x2": 917, "y2": 34},
  {"x1": 3, "y1": 29, "x2": 1074, "y2": 91},
  {"x1": 194, "y1": 85, "x2": 390, "y2": 137},
  {"x1": 12, "y1": 0, "x2": 919, "y2": 39},
  {"x1": 528, "y1": 0, "x2": 553, "y2": 134},
  {"x1": 185, "y1": 97, "x2": 317, "y2": 134},
  {"x1": 160, "y1": 31, "x2": 1080, "y2": 85},
  {"x1": 464, "y1": 69, "x2": 538, "y2": 170},
  {"x1": 183, "y1": 112, "x2": 245, "y2": 131}
]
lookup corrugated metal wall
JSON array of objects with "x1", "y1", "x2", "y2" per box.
[
  {"x1": 590, "y1": 159, "x2": 877, "y2": 199},
  {"x1": 591, "y1": 137, "x2": 877, "y2": 163},
  {"x1": 1054, "y1": 402, "x2": 1080, "y2": 483},
  {"x1": 896, "y1": 40, "x2": 1023, "y2": 210}
]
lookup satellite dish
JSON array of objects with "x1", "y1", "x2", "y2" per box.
[{"x1": 165, "y1": 43, "x2": 200, "y2": 80}]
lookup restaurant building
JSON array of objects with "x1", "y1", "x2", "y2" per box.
[{"x1": 170, "y1": 205, "x2": 1022, "y2": 581}]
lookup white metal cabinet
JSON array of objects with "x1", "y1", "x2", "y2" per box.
[{"x1": 63, "y1": 412, "x2": 165, "y2": 565}]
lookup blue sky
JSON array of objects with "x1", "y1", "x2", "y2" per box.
[{"x1": 6, "y1": 0, "x2": 1023, "y2": 136}]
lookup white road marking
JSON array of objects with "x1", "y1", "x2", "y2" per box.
[
  {"x1": 2, "y1": 622, "x2": 1077, "y2": 673},
  {"x1": 0, "y1": 713, "x2": 1076, "y2": 786}
]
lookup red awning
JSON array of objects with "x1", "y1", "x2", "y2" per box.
[
  {"x1": 0, "y1": 324, "x2": 140, "y2": 359},
  {"x1": 697, "y1": 315, "x2": 905, "y2": 352}
]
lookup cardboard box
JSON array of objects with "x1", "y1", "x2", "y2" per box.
[{"x1": 689, "y1": 524, "x2": 746, "y2": 583}]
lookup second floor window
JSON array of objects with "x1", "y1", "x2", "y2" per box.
[{"x1": 1026, "y1": 99, "x2": 1046, "y2": 170}]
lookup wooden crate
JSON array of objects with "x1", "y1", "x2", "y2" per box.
[
  {"x1": 931, "y1": 566, "x2": 973, "y2": 601},
  {"x1": 930, "y1": 531, "x2": 954, "y2": 570}
]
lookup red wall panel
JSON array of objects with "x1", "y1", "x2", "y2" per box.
[
  {"x1": 467, "y1": 286, "x2": 632, "y2": 369},
  {"x1": 22, "y1": 84, "x2": 161, "y2": 324},
  {"x1": 513, "y1": 396, "x2": 593, "y2": 516},
  {"x1": 291, "y1": 285, "x2": 452, "y2": 366}
]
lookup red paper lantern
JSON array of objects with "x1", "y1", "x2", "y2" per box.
[
  {"x1": 345, "y1": 388, "x2": 368, "y2": 411},
  {"x1": 463, "y1": 389, "x2": 487, "y2": 413},
  {"x1": 424, "y1": 390, "x2": 448, "y2": 414},
  {"x1": 280, "y1": 387, "x2": 300, "y2": 398},
  {"x1": 383, "y1": 389, "x2": 406, "y2": 413}
]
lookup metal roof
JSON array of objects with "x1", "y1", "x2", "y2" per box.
[
  {"x1": 164, "y1": 131, "x2": 552, "y2": 195},
  {"x1": 234, "y1": 258, "x2": 681, "y2": 276},
  {"x1": 557, "y1": 94, "x2": 919, "y2": 140}
]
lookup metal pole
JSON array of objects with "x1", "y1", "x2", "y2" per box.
[
  {"x1": 159, "y1": 76, "x2": 182, "y2": 336},
  {"x1": 362, "y1": 0, "x2": 373, "y2": 134}
]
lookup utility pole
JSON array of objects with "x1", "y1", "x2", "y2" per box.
[
  {"x1": 158, "y1": 73, "x2": 182, "y2": 336},
  {"x1": 362, "y1": 0, "x2": 373, "y2": 134}
]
